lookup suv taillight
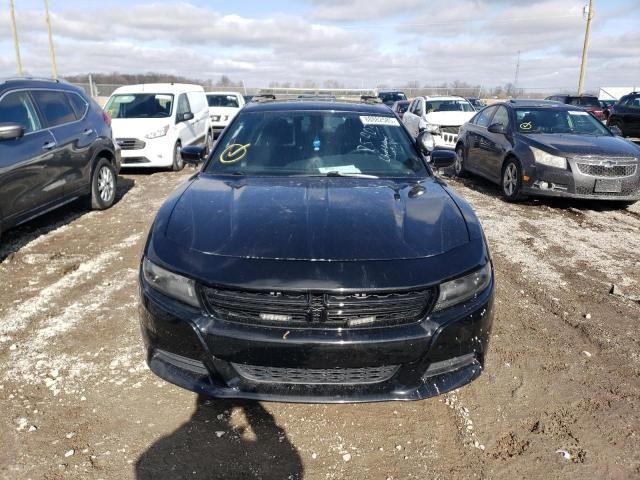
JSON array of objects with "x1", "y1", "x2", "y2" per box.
[{"x1": 102, "y1": 111, "x2": 112, "y2": 127}]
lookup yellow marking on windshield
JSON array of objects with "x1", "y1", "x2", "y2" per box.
[
  {"x1": 220, "y1": 143, "x2": 251, "y2": 164},
  {"x1": 520, "y1": 122, "x2": 532, "y2": 130}
]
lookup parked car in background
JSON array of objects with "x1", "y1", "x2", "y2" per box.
[
  {"x1": 377, "y1": 90, "x2": 407, "y2": 106},
  {"x1": 545, "y1": 94, "x2": 604, "y2": 120},
  {"x1": 105, "y1": 84, "x2": 211, "y2": 171},
  {"x1": 403, "y1": 96, "x2": 476, "y2": 149},
  {"x1": 243, "y1": 95, "x2": 254, "y2": 104},
  {"x1": 206, "y1": 91, "x2": 245, "y2": 138},
  {"x1": 391, "y1": 99, "x2": 410, "y2": 119},
  {"x1": 454, "y1": 100, "x2": 640, "y2": 206},
  {"x1": 600, "y1": 99, "x2": 616, "y2": 121},
  {"x1": 0, "y1": 77, "x2": 120, "y2": 240},
  {"x1": 138, "y1": 97, "x2": 494, "y2": 403},
  {"x1": 607, "y1": 92, "x2": 640, "y2": 138},
  {"x1": 466, "y1": 97, "x2": 486, "y2": 110}
]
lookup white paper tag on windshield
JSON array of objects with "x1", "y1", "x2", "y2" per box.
[
  {"x1": 568, "y1": 110, "x2": 589, "y2": 116},
  {"x1": 360, "y1": 116, "x2": 400, "y2": 126},
  {"x1": 318, "y1": 165, "x2": 362, "y2": 174}
]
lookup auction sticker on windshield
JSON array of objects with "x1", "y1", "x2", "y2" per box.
[
  {"x1": 568, "y1": 111, "x2": 590, "y2": 116},
  {"x1": 360, "y1": 116, "x2": 400, "y2": 127}
]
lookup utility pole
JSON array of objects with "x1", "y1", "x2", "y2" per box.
[
  {"x1": 514, "y1": 50, "x2": 521, "y2": 98},
  {"x1": 44, "y1": 0, "x2": 58, "y2": 79},
  {"x1": 578, "y1": 0, "x2": 594, "y2": 95},
  {"x1": 9, "y1": 0, "x2": 23, "y2": 75}
]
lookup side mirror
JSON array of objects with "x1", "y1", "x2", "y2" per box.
[
  {"x1": 0, "y1": 123, "x2": 25, "y2": 141},
  {"x1": 181, "y1": 145, "x2": 205, "y2": 165},
  {"x1": 177, "y1": 112, "x2": 194, "y2": 123},
  {"x1": 609, "y1": 125, "x2": 622, "y2": 136},
  {"x1": 488, "y1": 122, "x2": 507, "y2": 135},
  {"x1": 416, "y1": 130, "x2": 435, "y2": 154},
  {"x1": 430, "y1": 149, "x2": 456, "y2": 169}
]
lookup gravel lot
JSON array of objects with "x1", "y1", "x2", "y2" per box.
[{"x1": 1, "y1": 167, "x2": 639, "y2": 479}]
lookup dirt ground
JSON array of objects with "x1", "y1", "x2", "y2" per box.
[{"x1": 1, "y1": 166, "x2": 639, "y2": 480}]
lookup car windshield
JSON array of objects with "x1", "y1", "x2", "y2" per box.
[
  {"x1": 426, "y1": 100, "x2": 475, "y2": 113},
  {"x1": 207, "y1": 94, "x2": 240, "y2": 108},
  {"x1": 104, "y1": 94, "x2": 173, "y2": 118},
  {"x1": 379, "y1": 92, "x2": 407, "y2": 103},
  {"x1": 205, "y1": 110, "x2": 427, "y2": 178},
  {"x1": 514, "y1": 108, "x2": 611, "y2": 135},
  {"x1": 568, "y1": 97, "x2": 601, "y2": 108}
]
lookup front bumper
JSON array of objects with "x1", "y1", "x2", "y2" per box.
[
  {"x1": 119, "y1": 137, "x2": 174, "y2": 168},
  {"x1": 138, "y1": 278, "x2": 494, "y2": 403},
  {"x1": 523, "y1": 158, "x2": 640, "y2": 201}
]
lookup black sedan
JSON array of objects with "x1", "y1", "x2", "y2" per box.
[
  {"x1": 454, "y1": 100, "x2": 640, "y2": 205},
  {"x1": 138, "y1": 99, "x2": 494, "y2": 403}
]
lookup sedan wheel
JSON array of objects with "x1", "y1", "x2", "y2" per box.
[
  {"x1": 90, "y1": 158, "x2": 117, "y2": 210},
  {"x1": 454, "y1": 146, "x2": 465, "y2": 177},
  {"x1": 501, "y1": 160, "x2": 525, "y2": 202},
  {"x1": 98, "y1": 166, "x2": 114, "y2": 202}
]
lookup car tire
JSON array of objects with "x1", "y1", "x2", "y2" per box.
[
  {"x1": 205, "y1": 130, "x2": 214, "y2": 155},
  {"x1": 454, "y1": 145, "x2": 466, "y2": 177},
  {"x1": 172, "y1": 141, "x2": 184, "y2": 171},
  {"x1": 608, "y1": 119, "x2": 624, "y2": 135},
  {"x1": 501, "y1": 158, "x2": 526, "y2": 202},
  {"x1": 90, "y1": 158, "x2": 117, "y2": 210}
]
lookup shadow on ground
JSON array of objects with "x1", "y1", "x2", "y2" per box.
[
  {"x1": 135, "y1": 396, "x2": 304, "y2": 480},
  {"x1": 0, "y1": 177, "x2": 135, "y2": 262}
]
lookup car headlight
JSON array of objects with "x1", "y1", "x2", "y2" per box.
[
  {"x1": 419, "y1": 120, "x2": 440, "y2": 134},
  {"x1": 142, "y1": 258, "x2": 200, "y2": 308},
  {"x1": 433, "y1": 263, "x2": 492, "y2": 311},
  {"x1": 144, "y1": 125, "x2": 170, "y2": 139},
  {"x1": 531, "y1": 147, "x2": 567, "y2": 169}
]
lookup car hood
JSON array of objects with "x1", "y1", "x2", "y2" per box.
[
  {"x1": 521, "y1": 133, "x2": 640, "y2": 158},
  {"x1": 425, "y1": 111, "x2": 475, "y2": 127},
  {"x1": 111, "y1": 117, "x2": 171, "y2": 140},
  {"x1": 163, "y1": 176, "x2": 470, "y2": 261}
]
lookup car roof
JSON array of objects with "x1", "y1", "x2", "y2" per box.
[
  {"x1": 504, "y1": 99, "x2": 588, "y2": 110},
  {"x1": 242, "y1": 100, "x2": 393, "y2": 115},
  {"x1": 0, "y1": 76, "x2": 81, "y2": 93},
  {"x1": 423, "y1": 95, "x2": 468, "y2": 101},
  {"x1": 111, "y1": 83, "x2": 204, "y2": 95},
  {"x1": 205, "y1": 91, "x2": 242, "y2": 96}
]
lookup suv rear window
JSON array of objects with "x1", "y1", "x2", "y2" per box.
[
  {"x1": 32, "y1": 90, "x2": 77, "y2": 127},
  {"x1": 568, "y1": 97, "x2": 601, "y2": 108}
]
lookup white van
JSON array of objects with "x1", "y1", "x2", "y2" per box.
[
  {"x1": 205, "y1": 91, "x2": 245, "y2": 138},
  {"x1": 105, "y1": 84, "x2": 212, "y2": 170}
]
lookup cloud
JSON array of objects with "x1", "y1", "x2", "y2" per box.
[{"x1": 0, "y1": 1, "x2": 638, "y2": 91}]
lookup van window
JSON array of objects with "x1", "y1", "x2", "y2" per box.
[
  {"x1": 0, "y1": 91, "x2": 42, "y2": 133},
  {"x1": 32, "y1": 90, "x2": 77, "y2": 127},
  {"x1": 104, "y1": 94, "x2": 173, "y2": 118},
  {"x1": 177, "y1": 94, "x2": 191, "y2": 115}
]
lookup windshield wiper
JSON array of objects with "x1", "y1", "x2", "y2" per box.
[{"x1": 324, "y1": 171, "x2": 379, "y2": 179}]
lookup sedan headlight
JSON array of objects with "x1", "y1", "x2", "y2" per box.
[
  {"x1": 531, "y1": 147, "x2": 567, "y2": 169},
  {"x1": 142, "y1": 258, "x2": 200, "y2": 308},
  {"x1": 433, "y1": 263, "x2": 492, "y2": 311},
  {"x1": 144, "y1": 125, "x2": 170, "y2": 139}
]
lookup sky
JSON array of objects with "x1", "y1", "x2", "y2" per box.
[{"x1": 0, "y1": 0, "x2": 638, "y2": 91}]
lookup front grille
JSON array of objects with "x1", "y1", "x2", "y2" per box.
[
  {"x1": 233, "y1": 363, "x2": 400, "y2": 385},
  {"x1": 576, "y1": 184, "x2": 639, "y2": 196},
  {"x1": 116, "y1": 138, "x2": 146, "y2": 150},
  {"x1": 200, "y1": 286, "x2": 436, "y2": 329},
  {"x1": 576, "y1": 162, "x2": 637, "y2": 178},
  {"x1": 440, "y1": 126, "x2": 460, "y2": 134}
]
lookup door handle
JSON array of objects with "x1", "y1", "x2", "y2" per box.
[
  {"x1": 83, "y1": 128, "x2": 94, "y2": 136},
  {"x1": 43, "y1": 141, "x2": 57, "y2": 150}
]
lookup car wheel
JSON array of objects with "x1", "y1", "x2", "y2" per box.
[
  {"x1": 454, "y1": 145, "x2": 466, "y2": 177},
  {"x1": 172, "y1": 141, "x2": 184, "y2": 171},
  {"x1": 90, "y1": 158, "x2": 117, "y2": 210},
  {"x1": 501, "y1": 159, "x2": 526, "y2": 202},
  {"x1": 205, "y1": 130, "x2": 214, "y2": 154}
]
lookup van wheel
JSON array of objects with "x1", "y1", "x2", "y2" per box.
[
  {"x1": 90, "y1": 158, "x2": 117, "y2": 210},
  {"x1": 172, "y1": 141, "x2": 184, "y2": 171},
  {"x1": 501, "y1": 159, "x2": 526, "y2": 202}
]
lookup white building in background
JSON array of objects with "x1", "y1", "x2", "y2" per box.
[{"x1": 598, "y1": 87, "x2": 638, "y2": 100}]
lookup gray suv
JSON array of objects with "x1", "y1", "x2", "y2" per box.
[{"x1": 0, "y1": 78, "x2": 120, "y2": 240}]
